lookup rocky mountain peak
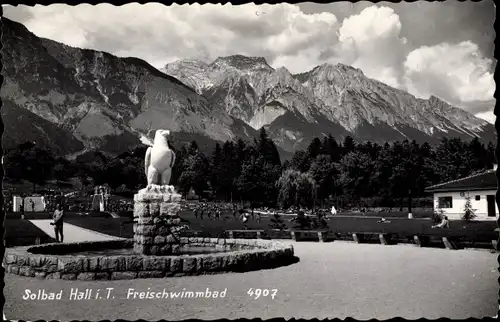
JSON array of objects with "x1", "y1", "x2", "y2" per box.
[
  {"x1": 428, "y1": 95, "x2": 446, "y2": 105},
  {"x1": 4, "y1": 17, "x2": 494, "y2": 158},
  {"x1": 211, "y1": 55, "x2": 274, "y2": 71},
  {"x1": 165, "y1": 58, "x2": 209, "y2": 70}
]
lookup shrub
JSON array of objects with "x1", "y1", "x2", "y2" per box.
[
  {"x1": 269, "y1": 213, "x2": 287, "y2": 230},
  {"x1": 462, "y1": 195, "x2": 477, "y2": 221},
  {"x1": 293, "y1": 210, "x2": 311, "y2": 229}
]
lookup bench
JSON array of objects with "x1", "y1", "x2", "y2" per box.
[
  {"x1": 351, "y1": 232, "x2": 397, "y2": 245},
  {"x1": 291, "y1": 230, "x2": 329, "y2": 242},
  {"x1": 413, "y1": 235, "x2": 463, "y2": 250},
  {"x1": 492, "y1": 228, "x2": 498, "y2": 250},
  {"x1": 226, "y1": 230, "x2": 264, "y2": 239}
]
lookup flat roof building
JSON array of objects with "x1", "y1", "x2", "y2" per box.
[{"x1": 425, "y1": 168, "x2": 498, "y2": 220}]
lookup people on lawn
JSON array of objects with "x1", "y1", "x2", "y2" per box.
[
  {"x1": 377, "y1": 217, "x2": 391, "y2": 224},
  {"x1": 432, "y1": 215, "x2": 450, "y2": 228}
]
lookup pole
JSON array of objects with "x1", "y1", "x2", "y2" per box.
[{"x1": 408, "y1": 189, "x2": 413, "y2": 219}]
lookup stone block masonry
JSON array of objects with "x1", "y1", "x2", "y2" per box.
[
  {"x1": 133, "y1": 190, "x2": 183, "y2": 255},
  {"x1": 3, "y1": 238, "x2": 295, "y2": 280}
]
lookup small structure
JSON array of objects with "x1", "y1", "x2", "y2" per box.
[
  {"x1": 12, "y1": 196, "x2": 46, "y2": 212},
  {"x1": 425, "y1": 166, "x2": 498, "y2": 220},
  {"x1": 91, "y1": 185, "x2": 110, "y2": 212}
]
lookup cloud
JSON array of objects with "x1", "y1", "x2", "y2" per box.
[
  {"x1": 6, "y1": 3, "x2": 339, "y2": 72},
  {"x1": 475, "y1": 111, "x2": 496, "y2": 124},
  {"x1": 404, "y1": 41, "x2": 495, "y2": 103},
  {"x1": 330, "y1": 6, "x2": 410, "y2": 88},
  {"x1": 3, "y1": 3, "x2": 495, "y2": 121}
]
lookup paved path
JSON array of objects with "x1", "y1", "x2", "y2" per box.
[
  {"x1": 29, "y1": 220, "x2": 123, "y2": 242},
  {"x1": 4, "y1": 242, "x2": 497, "y2": 321}
]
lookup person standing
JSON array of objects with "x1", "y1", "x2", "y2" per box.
[
  {"x1": 20, "y1": 203, "x2": 25, "y2": 220},
  {"x1": 51, "y1": 204, "x2": 65, "y2": 242},
  {"x1": 232, "y1": 205, "x2": 238, "y2": 220}
]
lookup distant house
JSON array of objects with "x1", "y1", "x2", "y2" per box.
[{"x1": 425, "y1": 166, "x2": 498, "y2": 220}]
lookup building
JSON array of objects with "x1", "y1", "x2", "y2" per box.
[
  {"x1": 425, "y1": 167, "x2": 498, "y2": 220},
  {"x1": 12, "y1": 195, "x2": 46, "y2": 212}
]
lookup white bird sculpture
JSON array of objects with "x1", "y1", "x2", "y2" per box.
[{"x1": 143, "y1": 129, "x2": 176, "y2": 186}]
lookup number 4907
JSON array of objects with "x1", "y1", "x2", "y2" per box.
[{"x1": 247, "y1": 288, "x2": 278, "y2": 299}]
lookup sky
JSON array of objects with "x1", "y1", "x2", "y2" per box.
[{"x1": 3, "y1": 2, "x2": 497, "y2": 123}]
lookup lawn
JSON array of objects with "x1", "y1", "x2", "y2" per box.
[
  {"x1": 65, "y1": 217, "x2": 134, "y2": 238},
  {"x1": 3, "y1": 211, "x2": 117, "y2": 246},
  {"x1": 4, "y1": 219, "x2": 56, "y2": 247},
  {"x1": 334, "y1": 210, "x2": 433, "y2": 218},
  {"x1": 64, "y1": 210, "x2": 498, "y2": 245},
  {"x1": 5, "y1": 211, "x2": 114, "y2": 220}
]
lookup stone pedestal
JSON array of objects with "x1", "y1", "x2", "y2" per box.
[{"x1": 133, "y1": 185, "x2": 183, "y2": 255}]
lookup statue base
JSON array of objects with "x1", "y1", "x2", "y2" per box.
[{"x1": 133, "y1": 185, "x2": 184, "y2": 255}]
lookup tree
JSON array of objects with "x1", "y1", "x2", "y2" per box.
[
  {"x1": 236, "y1": 156, "x2": 280, "y2": 207},
  {"x1": 218, "y1": 141, "x2": 240, "y2": 201},
  {"x1": 308, "y1": 155, "x2": 338, "y2": 205},
  {"x1": 177, "y1": 151, "x2": 210, "y2": 197},
  {"x1": 275, "y1": 169, "x2": 316, "y2": 209},
  {"x1": 53, "y1": 163, "x2": 65, "y2": 184},
  {"x1": 342, "y1": 136, "x2": 356, "y2": 155},
  {"x1": 468, "y1": 137, "x2": 488, "y2": 171},
  {"x1": 4, "y1": 143, "x2": 55, "y2": 191},
  {"x1": 322, "y1": 135, "x2": 341, "y2": 162},
  {"x1": 290, "y1": 150, "x2": 311, "y2": 172},
  {"x1": 372, "y1": 143, "x2": 393, "y2": 207},
  {"x1": 336, "y1": 151, "x2": 373, "y2": 207},
  {"x1": 171, "y1": 145, "x2": 188, "y2": 186},
  {"x1": 307, "y1": 137, "x2": 322, "y2": 159},
  {"x1": 210, "y1": 143, "x2": 223, "y2": 197},
  {"x1": 22, "y1": 147, "x2": 55, "y2": 192},
  {"x1": 462, "y1": 195, "x2": 477, "y2": 221},
  {"x1": 435, "y1": 137, "x2": 474, "y2": 181},
  {"x1": 188, "y1": 140, "x2": 199, "y2": 155},
  {"x1": 389, "y1": 140, "x2": 421, "y2": 211},
  {"x1": 257, "y1": 128, "x2": 281, "y2": 166}
]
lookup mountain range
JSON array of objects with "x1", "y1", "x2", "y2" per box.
[{"x1": 1, "y1": 17, "x2": 495, "y2": 160}]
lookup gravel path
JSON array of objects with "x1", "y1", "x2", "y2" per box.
[
  {"x1": 29, "y1": 220, "x2": 123, "y2": 242},
  {"x1": 4, "y1": 242, "x2": 498, "y2": 321}
]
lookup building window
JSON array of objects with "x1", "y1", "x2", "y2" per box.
[
  {"x1": 475, "y1": 195, "x2": 481, "y2": 201},
  {"x1": 438, "y1": 196, "x2": 453, "y2": 209}
]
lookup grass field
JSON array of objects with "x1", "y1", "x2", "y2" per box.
[
  {"x1": 65, "y1": 217, "x2": 134, "y2": 238},
  {"x1": 63, "y1": 210, "x2": 497, "y2": 244},
  {"x1": 332, "y1": 210, "x2": 432, "y2": 218},
  {"x1": 4, "y1": 219, "x2": 56, "y2": 247},
  {"x1": 5, "y1": 211, "x2": 114, "y2": 220},
  {"x1": 4, "y1": 208, "x2": 496, "y2": 248}
]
